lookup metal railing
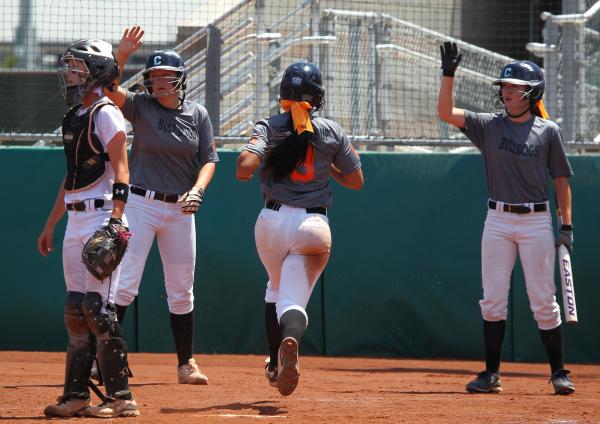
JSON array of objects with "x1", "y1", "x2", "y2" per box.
[
  {"x1": 527, "y1": 1, "x2": 600, "y2": 142},
  {"x1": 4, "y1": 0, "x2": 600, "y2": 148}
]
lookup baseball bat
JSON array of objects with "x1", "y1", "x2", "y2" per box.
[
  {"x1": 558, "y1": 244, "x2": 578, "y2": 324},
  {"x1": 556, "y1": 206, "x2": 578, "y2": 324}
]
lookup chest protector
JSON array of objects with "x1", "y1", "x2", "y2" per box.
[{"x1": 62, "y1": 101, "x2": 113, "y2": 192}]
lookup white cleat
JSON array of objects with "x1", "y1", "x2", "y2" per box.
[
  {"x1": 84, "y1": 398, "x2": 140, "y2": 418},
  {"x1": 265, "y1": 357, "x2": 278, "y2": 387},
  {"x1": 178, "y1": 358, "x2": 209, "y2": 385}
]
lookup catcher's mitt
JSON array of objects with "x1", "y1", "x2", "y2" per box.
[{"x1": 82, "y1": 218, "x2": 131, "y2": 281}]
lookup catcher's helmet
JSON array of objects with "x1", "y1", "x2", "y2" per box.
[
  {"x1": 493, "y1": 60, "x2": 545, "y2": 106},
  {"x1": 143, "y1": 50, "x2": 187, "y2": 96},
  {"x1": 58, "y1": 39, "x2": 119, "y2": 106},
  {"x1": 280, "y1": 61, "x2": 324, "y2": 110}
]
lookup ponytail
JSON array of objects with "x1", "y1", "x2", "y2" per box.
[
  {"x1": 531, "y1": 99, "x2": 549, "y2": 119},
  {"x1": 260, "y1": 120, "x2": 312, "y2": 183}
]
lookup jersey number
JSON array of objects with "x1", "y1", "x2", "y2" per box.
[{"x1": 290, "y1": 144, "x2": 315, "y2": 182}]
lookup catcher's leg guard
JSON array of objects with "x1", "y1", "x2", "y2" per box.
[
  {"x1": 82, "y1": 292, "x2": 132, "y2": 399},
  {"x1": 63, "y1": 291, "x2": 94, "y2": 400}
]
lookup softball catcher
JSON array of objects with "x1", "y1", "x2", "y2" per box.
[
  {"x1": 438, "y1": 42, "x2": 574, "y2": 395},
  {"x1": 37, "y1": 39, "x2": 139, "y2": 418},
  {"x1": 236, "y1": 61, "x2": 364, "y2": 396}
]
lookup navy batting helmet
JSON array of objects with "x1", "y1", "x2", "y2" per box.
[
  {"x1": 493, "y1": 60, "x2": 545, "y2": 106},
  {"x1": 58, "y1": 39, "x2": 119, "y2": 105},
  {"x1": 143, "y1": 50, "x2": 187, "y2": 96},
  {"x1": 280, "y1": 61, "x2": 324, "y2": 110}
]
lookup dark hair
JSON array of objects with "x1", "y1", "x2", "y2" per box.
[{"x1": 260, "y1": 118, "x2": 312, "y2": 182}]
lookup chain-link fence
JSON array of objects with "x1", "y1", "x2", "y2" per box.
[
  {"x1": 528, "y1": 0, "x2": 600, "y2": 142},
  {"x1": 2, "y1": 0, "x2": 598, "y2": 147}
]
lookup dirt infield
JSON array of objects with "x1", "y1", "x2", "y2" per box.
[{"x1": 1, "y1": 351, "x2": 598, "y2": 423}]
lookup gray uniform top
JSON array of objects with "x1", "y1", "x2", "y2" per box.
[
  {"x1": 122, "y1": 92, "x2": 219, "y2": 194},
  {"x1": 462, "y1": 110, "x2": 573, "y2": 204},
  {"x1": 244, "y1": 113, "x2": 361, "y2": 209}
]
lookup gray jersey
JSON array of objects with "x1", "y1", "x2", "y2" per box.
[
  {"x1": 244, "y1": 113, "x2": 361, "y2": 208},
  {"x1": 122, "y1": 92, "x2": 219, "y2": 194},
  {"x1": 462, "y1": 111, "x2": 573, "y2": 203}
]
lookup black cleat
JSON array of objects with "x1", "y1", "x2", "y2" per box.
[
  {"x1": 466, "y1": 370, "x2": 502, "y2": 393},
  {"x1": 550, "y1": 369, "x2": 575, "y2": 395}
]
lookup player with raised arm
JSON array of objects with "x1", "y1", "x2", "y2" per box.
[{"x1": 438, "y1": 41, "x2": 575, "y2": 395}]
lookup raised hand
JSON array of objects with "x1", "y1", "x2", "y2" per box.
[
  {"x1": 440, "y1": 41, "x2": 462, "y2": 77},
  {"x1": 119, "y1": 26, "x2": 144, "y2": 58}
]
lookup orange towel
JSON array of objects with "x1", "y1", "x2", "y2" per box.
[{"x1": 280, "y1": 100, "x2": 314, "y2": 134}]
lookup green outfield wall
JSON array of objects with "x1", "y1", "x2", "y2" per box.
[{"x1": 2, "y1": 148, "x2": 598, "y2": 363}]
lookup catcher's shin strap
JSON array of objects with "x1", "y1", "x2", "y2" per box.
[
  {"x1": 488, "y1": 200, "x2": 547, "y2": 214},
  {"x1": 266, "y1": 200, "x2": 327, "y2": 216},
  {"x1": 66, "y1": 199, "x2": 110, "y2": 212},
  {"x1": 130, "y1": 185, "x2": 179, "y2": 203}
]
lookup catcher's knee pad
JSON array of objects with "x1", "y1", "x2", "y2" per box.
[
  {"x1": 63, "y1": 292, "x2": 94, "y2": 400},
  {"x1": 82, "y1": 292, "x2": 116, "y2": 336},
  {"x1": 65, "y1": 291, "x2": 90, "y2": 339}
]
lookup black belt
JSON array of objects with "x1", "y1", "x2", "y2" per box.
[
  {"x1": 130, "y1": 186, "x2": 179, "y2": 203},
  {"x1": 488, "y1": 200, "x2": 547, "y2": 214},
  {"x1": 266, "y1": 200, "x2": 327, "y2": 216},
  {"x1": 66, "y1": 199, "x2": 105, "y2": 211}
]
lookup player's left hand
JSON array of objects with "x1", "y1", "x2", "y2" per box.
[
  {"x1": 440, "y1": 41, "x2": 462, "y2": 77},
  {"x1": 82, "y1": 220, "x2": 131, "y2": 281},
  {"x1": 557, "y1": 225, "x2": 574, "y2": 253},
  {"x1": 178, "y1": 186, "x2": 205, "y2": 214}
]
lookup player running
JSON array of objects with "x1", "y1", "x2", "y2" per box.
[{"x1": 236, "y1": 61, "x2": 364, "y2": 396}]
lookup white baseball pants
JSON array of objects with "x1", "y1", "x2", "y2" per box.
[
  {"x1": 480, "y1": 206, "x2": 561, "y2": 330},
  {"x1": 63, "y1": 207, "x2": 125, "y2": 309},
  {"x1": 255, "y1": 206, "x2": 332, "y2": 322},
  {"x1": 115, "y1": 193, "x2": 196, "y2": 315}
]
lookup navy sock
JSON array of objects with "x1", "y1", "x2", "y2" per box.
[
  {"x1": 483, "y1": 320, "x2": 505, "y2": 373},
  {"x1": 539, "y1": 325, "x2": 564, "y2": 373},
  {"x1": 265, "y1": 303, "x2": 282, "y2": 367},
  {"x1": 279, "y1": 309, "x2": 307, "y2": 343},
  {"x1": 170, "y1": 312, "x2": 194, "y2": 367}
]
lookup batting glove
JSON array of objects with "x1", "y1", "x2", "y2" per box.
[
  {"x1": 557, "y1": 224, "x2": 574, "y2": 253},
  {"x1": 178, "y1": 186, "x2": 205, "y2": 214},
  {"x1": 440, "y1": 41, "x2": 462, "y2": 77}
]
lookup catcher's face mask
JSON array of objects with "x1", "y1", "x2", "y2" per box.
[{"x1": 58, "y1": 56, "x2": 93, "y2": 106}]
